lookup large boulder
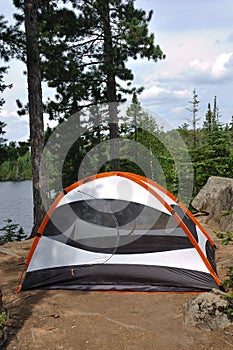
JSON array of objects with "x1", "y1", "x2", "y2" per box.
[
  {"x1": 183, "y1": 288, "x2": 233, "y2": 331},
  {"x1": 192, "y1": 176, "x2": 233, "y2": 232}
]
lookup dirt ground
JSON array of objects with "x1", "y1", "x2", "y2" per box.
[{"x1": 1, "y1": 216, "x2": 233, "y2": 350}]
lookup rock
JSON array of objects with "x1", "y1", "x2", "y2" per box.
[
  {"x1": 192, "y1": 176, "x2": 233, "y2": 232},
  {"x1": 0, "y1": 327, "x2": 7, "y2": 348},
  {"x1": 183, "y1": 289, "x2": 233, "y2": 331}
]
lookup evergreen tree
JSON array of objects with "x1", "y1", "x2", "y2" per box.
[
  {"x1": 0, "y1": 121, "x2": 7, "y2": 165},
  {"x1": 10, "y1": 1, "x2": 165, "y2": 173},
  {"x1": 212, "y1": 95, "x2": 220, "y2": 128},
  {"x1": 203, "y1": 97, "x2": 221, "y2": 133},
  {"x1": 34, "y1": 0, "x2": 165, "y2": 170},
  {"x1": 203, "y1": 103, "x2": 213, "y2": 133},
  {"x1": 228, "y1": 116, "x2": 233, "y2": 143},
  {"x1": 125, "y1": 92, "x2": 145, "y2": 142},
  {"x1": 0, "y1": 9, "x2": 26, "y2": 108},
  {"x1": 72, "y1": 0, "x2": 165, "y2": 170},
  {"x1": 24, "y1": 0, "x2": 47, "y2": 236},
  {"x1": 0, "y1": 142, "x2": 32, "y2": 181},
  {"x1": 187, "y1": 89, "x2": 200, "y2": 149},
  {"x1": 187, "y1": 89, "x2": 200, "y2": 194},
  {"x1": 0, "y1": 15, "x2": 14, "y2": 108},
  {"x1": 123, "y1": 95, "x2": 176, "y2": 187},
  {"x1": 196, "y1": 127, "x2": 233, "y2": 186},
  {"x1": 193, "y1": 98, "x2": 233, "y2": 190},
  {"x1": 0, "y1": 66, "x2": 11, "y2": 108},
  {"x1": 0, "y1": 219, "x2": 27, "y2": 242},
  {"x1": 64, "y1": 0, "x2": 165, "y2": 103},
  {"x1": 177, "y1": 123, "x2": 193, "y2": 150}
]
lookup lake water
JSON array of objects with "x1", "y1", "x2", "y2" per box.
[{"x1": 0, "y1": 180, "x2": 33, "y2": 237}]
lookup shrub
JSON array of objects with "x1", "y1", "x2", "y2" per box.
[
  {"x1": 0, "y1": 219, "x2": 27, "y2": 242},
  {"x1": 0, "y1": 312, "x2": 7, "y2": 328}
]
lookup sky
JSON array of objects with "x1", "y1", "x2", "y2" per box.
[{"x1": 1, "y1": 0, "x2": 233, "y2": 141}]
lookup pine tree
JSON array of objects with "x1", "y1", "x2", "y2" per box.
[
  {"x1": 72, "y1": 0, "x2": 165, "y2": 170},
  {"x1": 9, "y1": 1, "x2": 165, "y2": 174},
  {"x1": 0, "y1": 121, "x2": 7, "y2": 166},
  {"x1": 36, "y1": 0, "x2": 165, "y2": 170},
  {"x1": 24, "y1": 0, "x2": 47, "y2": 236},
  {"x1": 0, "y1": 14, "x2": 16, "y2": 107},
  {"x1": 123, "y1": 95, "x2": 176, "y2": 185},
  {"x1": 187, "y1": 89, "x2": 200, "y2": 194},
  {"x1": 228, "y1": 116, "x2": 233, "y2": 143},
  {"x1": 187, "y1": 89, "x2": 200, "y2": 149},
  {"x1": 0, "y1": 219, "x2": 27, "y2": 242},
  {"x1": 212, "y1": 95, "x2": 220, "y2": 128},
  {"x1": 203, "y1": 103, "x2": 213, "y2": 133},
  {"x1": 194, "y1": 99, "x2": 233, "y2": 190}
]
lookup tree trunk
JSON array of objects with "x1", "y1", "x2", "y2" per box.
[
  {"x1": 24, "y1": 0, "x2": 47, "y2": 237},
  {"x1": 103, "y1": 1, "x2": 120, "y2": 171}
]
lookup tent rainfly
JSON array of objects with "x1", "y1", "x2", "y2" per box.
[{"x1": 17, "y1": 172, "x2": 221, "y2": 293}]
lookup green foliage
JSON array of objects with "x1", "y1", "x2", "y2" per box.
[
  {"x1": 121, "y1": 95, "x2": 177, "y2": 188},
  {"x1": 0, "y1": 137, "x2": 31, "y2": 181},
  {"x1": 0, "y1": 121, "x2": 7, "y2": 166},
  {"x1": 44, "y1": 92, "x2": 233, "y2": 204},
  {"x1": 216, "y1": 231, "x2": 233, "y2": 245},
  {"x1": 10, "y1": 0, "x2": 165, "y2": 120},
  {"x1": 0, "y1": 151, "x2": 32, "y2": 181},
  {"x1": 0, "y1": 219, "x2": 27, "y2": 242},
  {"x1": 221, "y1": 208, "x2": 233, "y2": 216},
  {"x1": 180, "y1": 93, "x2": 233, "y2": 195},
  {"x1": 222, "y1": 294, "x2": 233, "y2": 318},
  {"x1": 0, "y1": 311, "x2": 7, "y2": 328},
  {"x1": 215, "y1": 209, "x2": 233, "y2": 292},
  {"x1": 222, "y1": 267, "x2": 233, "y2": 290},
  {"x1": 226, "y1": 307, "x2": 233, "y2": 318},
  {"x1": 0, "y1": 14, "x2": 17, "y2": 108}
]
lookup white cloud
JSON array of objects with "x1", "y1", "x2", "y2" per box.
[
  {"x1": 141, "y1": 85, "x2": 191, "y2": 105},
  {"x1": 141, "y1": 86, "x2": 167, "y2": 100},
  {"x1": 187, "y1": 52, "x2": 233, "y2": 83},
  {"x1": 173, "y1": 89, "x2": 191, "y2": 99},
  {"x1": 0, "y1": 110, "x2": 29, "y2": 142}
]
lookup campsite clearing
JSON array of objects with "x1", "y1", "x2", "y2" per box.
[{"x1": 0, "y1": 217, "x2": 233, "y2": 350}]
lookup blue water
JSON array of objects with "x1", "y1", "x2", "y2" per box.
[{"x1": 0, "y1": 180, "x2": 33, "y2": 237}]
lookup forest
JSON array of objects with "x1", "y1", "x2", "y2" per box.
[
  {"x1": 0, "y1": 0, "x2": 233, "y2": 230},
  {"x1": 0, "y1": 91, "x2": 233, "y2": 197}
]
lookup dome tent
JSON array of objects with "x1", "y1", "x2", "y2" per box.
[{"x1": 17, "y1": 172, "x2": 221, "y2": 293}]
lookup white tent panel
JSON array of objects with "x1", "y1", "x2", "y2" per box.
[
  {"x1": 196, "y1": 225, "x2": 208, "y2": 256},
  {"x1": 144, "y1": 181, "x2": 177, "y2": 206},
  {"x1": 57, "y1": 176, "x2": 171, "y2": 214},
  {"x1": 27, "y1": 236, "x2": 209, "y2": 274},
  {"x1": 27, "y1": 236, "x2": 109, "y2": 272},
  {"x1": 107, "y1": 246, "x2": 209, "y2": 273}
]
